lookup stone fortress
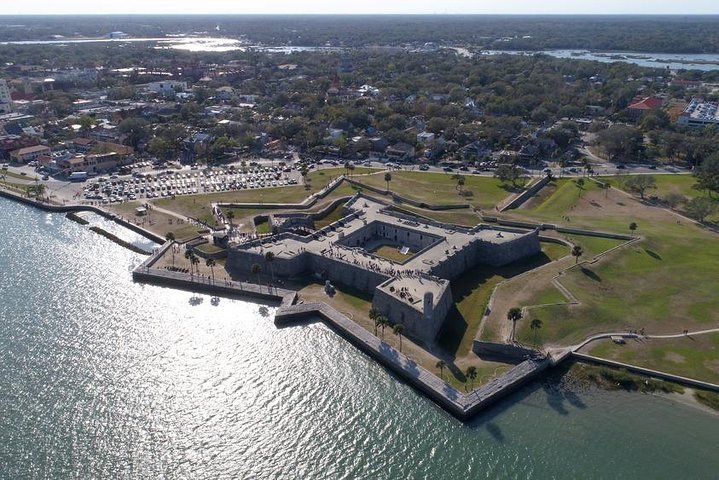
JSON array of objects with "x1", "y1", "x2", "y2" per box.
[{"x1": 226, "y1": 194, "x2": 540, "y2": 344}]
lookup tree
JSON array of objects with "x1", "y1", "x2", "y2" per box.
[
  {"x1": 571, "y1": 245, "x2": 584, "y2": 264},
  {"x1": 393, "y1": 323, "x2": 405, "y2": 352},
  {"x1": 693, "y1": 154, "x2": 719, "y2": 198},
  {"x1": 436, "y1": 359, "x2": 446, "y2": 379},
  {"x1": 624, "y1": 175, "x2": 657, "y2": 199},
  {"x1": 507, "y1": 307, "x2": 523, "y2": 342},
  {"x1": 251, "y1": 263, "x2": 262, "y2": 284},
  {"x1": 452, "y1": 173, "x2": 466, "y2": 193},
  {"x1": 662, "y1": 192, "x2": 686, "y2": 209},
  {"x1": 575, "y1": 178, "x2": 585, "y2": 197},
  {"x1": 190, "y1": 255, "x2": 200, "y2": 276},
  {"x1": 595, "y1": 125, "x2": 643, "y2": 161},
  {"x1": 494, "y1": 164, "x2": 523, "y2": 187},
  {"x1": 265, "y1": 251, "x2": 275, "y2": 284},
  {"x1": 530, "y1": 318, "x2": 543, "y2": 346},
  {"x1": 206, "y1": 258, "x2": 216, "y2": 282},
  {"x1": 378, "y1": 316, "x2": 389, "y2": 340},
  {"x1": 603, "y1": 181, "x2": 611, "y2": 198},
  {"x1": 119, "y1": 118, "x2": 149, "y2": 149},
  {"x1": 225, "y1": 209, "x2": 235, "y2": 229},
  {"x1": 629, "y1": 222, "x2": 638, "y2": 233},
  {"x1": 685, "y1": 197, "x2": 718, "y2": 222},
  {"x1": 369, "y1": 307, "x2": 381, "y2": 335},
  {"x1": 165, "y1": 232, "x2": 176, "y2": 267},
  {"x1": 79, "y1": 115, "x2": 95, "y2": 133},
  {"x1": 384, "y1": 172, "x2": 392, "y2": 192},
  {"x1": 184, "y1": 249, "x2": 198, "y2": 274},
  {"x1": 465, "y1": 366, "x2": 478, "y2": 389}
]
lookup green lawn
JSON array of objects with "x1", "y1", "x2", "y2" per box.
[
  {"x1": 516, "y1": 217, "x2": 719, "y2": 347},
  {"x1": 437, "y1": 250, "x2": 555, "y2": 356},
  {"x1": 313, "y1": 203, "x2": 346, "y2": 230},
  {"x1": 523, "y1": 178, "x2": 600, "y2": 221},
  {"x1": 587, "y1": 333, "x2": 719, "y2": 385},
  {"x1": 356, "y1": 171, "x2": 515, "y2": 210},
  {"x1": 255, "y1": 218, "x2": 271, "y2": 235},
  {"x1": 369, "y1": 244, "x2": 415, "y2": 264}
]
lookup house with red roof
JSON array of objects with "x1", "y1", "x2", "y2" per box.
[{"x1": 626, "y1": 96, "x2": 665, "y2": 120}]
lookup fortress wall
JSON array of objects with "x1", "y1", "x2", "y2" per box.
[
  {"x1": 475, "y1": 230, "x2": 541, "y2": 267},
  {"x1": 372, "y1": 283, "x2": 453, "y2": 344},
  {"x1": 309, "y1": 254, "x2": 390, "y2": 293},
  {"x1": 338, "y1": 221, "x2": 440, "y2": 252},
  {"x1": 227, "y1": 249, "x2": 311, "y2": 278}
]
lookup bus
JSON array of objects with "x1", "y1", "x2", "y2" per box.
[{"x1": 68, "y1": 171, "x2": 88, "y2": 182}]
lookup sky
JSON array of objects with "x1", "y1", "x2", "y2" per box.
[{"x1": 1, "y1": 0, "x2": 718, "y2": 15}]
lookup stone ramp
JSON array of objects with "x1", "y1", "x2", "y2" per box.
[{"x1": 276, "y1": 302, "x2": 551, "y2": 420}]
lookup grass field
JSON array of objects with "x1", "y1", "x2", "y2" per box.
[
  {"x1": 586, "y1": 333, "x2": 719, "y2": 385},
  {"x1": 511, "y1": 178, "x2": 719, "y2": 353},
  {"x1": 357, "y1": 171, "x2": 516, "y2": 210},
  {"x1": 437, "y1": 249, "x2": 556, "y2": 357},
  {"x1": 313, "y1": 203, "x2": 346, "y2": 230},
  {"x1": 369, "y1": 244, "x2": 415, "y2": 264}
]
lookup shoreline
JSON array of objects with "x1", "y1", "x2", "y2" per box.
[{"x1": 3, "y1": 185, "x2": 718, "y2": 422}]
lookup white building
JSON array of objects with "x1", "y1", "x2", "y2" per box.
[
  {"x1": 0, "y1": 80, "x2": 13, "y2": 114},
  {"x1": 147, "y1": 81, "x2": 188, "y2": 97},
  {"x1": 677, "y1": 98, "x2": 719, "y2": 128}
]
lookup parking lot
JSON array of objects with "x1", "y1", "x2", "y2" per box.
[{"x1": 82, "y1": 165, "x2": 298, "y2": 204}]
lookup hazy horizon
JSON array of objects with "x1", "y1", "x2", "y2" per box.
[{"x1": 1, "y1": 0, "x2": 718, "y2": 16}]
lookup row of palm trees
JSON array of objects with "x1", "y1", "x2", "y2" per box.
[{"x1": 368, "y1": 307, "x2": 405, "y2": 351}]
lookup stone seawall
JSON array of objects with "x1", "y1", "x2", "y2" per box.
[
  {"x1": 473, "y1": 340, "x2": 538, "y2": 362},
  {"x1": 275, "y1": 302, "x2": 552, "y2": 420},
  {"x1": 0, "y1": 188, "x2": 163, "y2": 243}
]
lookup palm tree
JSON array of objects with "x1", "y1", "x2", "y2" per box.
[
  {"x1": 190, "y1": 255, "x2": 200, "y2": 276},
  {"x1": 184, "y1": 249, "x2": 196, "y2": 273},
  {"x1": 165, "y1": 232, "x2": 176, "y2": 266},
  {"x1": 206, "y1": 258, "x2": 216, "y2": 283},
  {"x1": 393, "y1": 323, "x2": 405, "y2": 352},
  {"x1": 507, "y1": 307, "x2": 523, "y2": 342},
  {"x1": 369, "y1": 307, "x2": 381, "y2": 335},
  {"x1": 571, "y1": 245, "x2": 584, "y2": 264},
  {"x1": 629, "y1": 222, "x2": 638, "y2": 234},
  {"x1": 435, "y1": 359, "x2": 446, "y2": 379},
  {"x1": 465, "y1": 366, "x2": 478, "y2": 389},
  {"x1": 251, "y1": 263, "x2": 262, "y2": 285},
  {"x1": 530, "y1": 318, "x2": 543, "y2": 346},
  {"x1": 384, "y1": 172, "x2": 392, "y2": 193},
  {"x1": 225, "y1": 209, "x2": 235, "y2": 229},
  {"x1": 379, "y1": 316, "x2": 389, "y2": 340},
  {"x1": 265, "y1": 251, "x2": 276, "y2": 284}
]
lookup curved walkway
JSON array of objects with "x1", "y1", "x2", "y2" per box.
[{"x1": 571, "y1": 327, "x2": 719, "y2": 352}]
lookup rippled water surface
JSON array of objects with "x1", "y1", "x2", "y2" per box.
[{"x1": 0, "y1": 197, "x2": 717, "y2": 479}]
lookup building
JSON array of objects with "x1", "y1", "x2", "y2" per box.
[
  {"x1": 227, "y1": 195, "x2": 540, "y2": 344},
  {"x1": 417, "y1": 131, "x2": 435, "y2": 145},
  {"x1": 0, "y1": 80, "x2": 13, "y2": 113},
  {"x1": 57, "y1": 152, "x2": 121, "y2": 175},
  {"x1": 147, "y1": 81, "x2": 188, "y2": 97},
  {"x1": 677, "y1": 99, "x2": 719, "y2": 128},
  {"x1": 626, "y1": 96, "x2": 664, "y2": 120},
  {"x1": 9, "y1": 145, "x2": 51, "y2": 164}
]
